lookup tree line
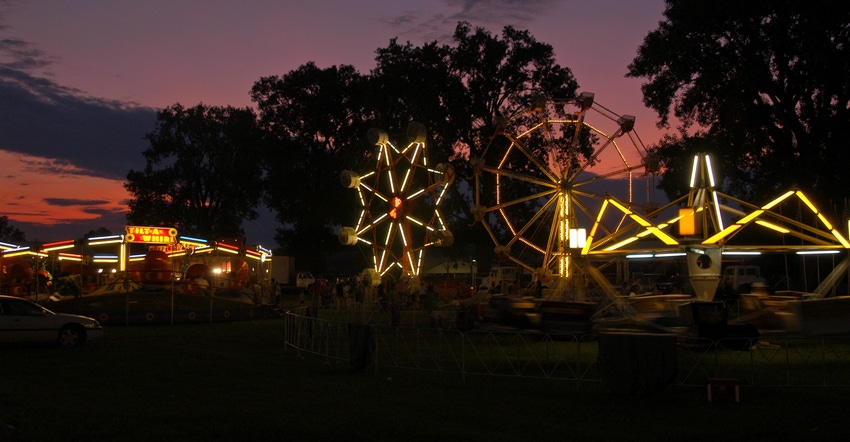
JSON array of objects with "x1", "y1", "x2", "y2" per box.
[{"x1": 6, "y1": 3, "x2": 847, "y2": 275}]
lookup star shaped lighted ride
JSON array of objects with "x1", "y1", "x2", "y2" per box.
[{"x1": 339, "y1": 122, "x2": 454, "y2": 277}]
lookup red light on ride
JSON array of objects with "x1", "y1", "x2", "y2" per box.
[{"x1": 389, "y1": 196, "x2": 403, "y2": 219}]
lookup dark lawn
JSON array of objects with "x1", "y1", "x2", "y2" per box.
[{"x1": 2, "y1": 319, "x2": 850, "y2": 441}]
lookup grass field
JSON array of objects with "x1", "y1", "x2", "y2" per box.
[{"x1": 3, "y1": 318, "x2": 850, "y2": 441}]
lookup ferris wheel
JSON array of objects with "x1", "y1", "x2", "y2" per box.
[
  {"x1": 339, "y1": 122, "x2": 455, "y2": 278},
  {"x1": 471, "y1": 93, "x2": 657, "y2": 288}
]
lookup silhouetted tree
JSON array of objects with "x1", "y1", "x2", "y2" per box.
[
  {"x1": 125, "y1": 104, "x2": 265, "y2": 240},
  {"x1": 0, "y1": 216, "x2": 25, "y2": 243},
  {"x1": 83, "y1": 227, "x2": 112, "y2": 240},
  {"x1": 628, "y1": 0, "x2": 850, "y2": 210},
  {"x1": 251, "y1": 63, "x2": 371, "y2": 270}
]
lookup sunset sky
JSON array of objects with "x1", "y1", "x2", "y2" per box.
[{"x1": 0, "y1": 0, "x2": 669, "y2": 247}]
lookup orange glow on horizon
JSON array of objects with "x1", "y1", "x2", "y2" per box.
[{"x1": 0, "y1": 150, "x2": 129, "y2": 226}]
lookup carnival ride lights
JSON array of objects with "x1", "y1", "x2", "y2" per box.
[
  {"x1": 177, "y1": 235, "x2": 209, "y2": 247},
  {"x1": 585, "y1": 158, "x2": 709, "y2": 256},
  {"x1": 339, "y1": 122, "x2": 455, "y2": 277},
  {"x1": 583, "y1": 153, "x2": 850, "y2": 257},
  {"x1": 57, "y1": 252, "x2": 84, "y2": 262},
  {"x1": 578, "y1": 152, "x2": 850, "y2": 300},
  {"x1": 471, "y1": 92, "x2": 656, "y2": 284},
  {"x1": 0, "y1": 241, "x2": 20, "y2": 251},
  {"x1": 1, "y1": 246, "x2": 35, "y2": 258},
  {"x1": 0, "y1": 233, "x2": 273, "y2": 277},
  {"x1": 702, "y1": 190, "x2": 850, "y2": 249},
  {"x1": 92, "y1": 255, "x2": 119, "y2": 263},
  {"x1": 41, "y1": 240, "x2": 76, "y2": 252},
  {"x1": 214, "y1": 242, "x2": 241, "y2": 255},
  {"x1": 87, "y1": 235, "x2": 124, "y2": 246}
]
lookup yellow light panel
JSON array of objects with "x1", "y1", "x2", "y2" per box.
[
  {"x1": 703, "y1": 225, "x2": 742, "y2": 244},
  {"x1": 817, "y1": 213, "x2": 833, "y2": 230},
  {"x1": 608, "y1": 199, "x2": 631, "y2": 214},
  {"x1": 831, "y1": 229, "x2": 850, "y2": 248},
  {"x1": 678, "y1": 208, "x2": 696, "y2": 236},
  {"x1": 604, "y1": 236, "x2": 639, "y2": 251},
  {"x1": 763, "y1": 190, "x2": 794, "y2": 209},
  {"x1": 649, "y1": 228, "x2": 679, "y2": 245},
  {"x1": 738, "y1": 209, "x2": 764, "y2": 225},
  {"x1": 796, "y1": 191, "x2": 818, "y2": 213},
  {"x1": 755, "y1": 220, "x2": 790, "y2": 234},
  {"x1": 596, "y1": 200, "x2": 609, "y2": 222}
]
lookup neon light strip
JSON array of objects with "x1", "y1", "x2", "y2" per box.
[
  {"x1": 704, "y1": 154, "x2": 716, "y2": 187},
  {"x1": 689, "y1": 155, "x2": 699, "y2": 188},
  {"x1": 712, "y1": 190, "x2": 725, "y2": 231}
]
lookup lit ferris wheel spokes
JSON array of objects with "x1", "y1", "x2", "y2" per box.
[
  {"x1": 339, "y1": 122, "x2": 454, "y2": 276},
  {"x1": 472, "y1": 93, "x2": 654, "y2": 280}
]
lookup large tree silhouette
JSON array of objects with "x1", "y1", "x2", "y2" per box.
[
  {"x1": 125, "y1": 104, "x2": 265, "y2": 240},
  {"x1": 628, "y1": 0, "x2": 850, "y2": 212}
]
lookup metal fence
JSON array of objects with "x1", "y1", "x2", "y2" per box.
[{"x1": 283, "y1": 309, "x2": 850, "y2": 389}]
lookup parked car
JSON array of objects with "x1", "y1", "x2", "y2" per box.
[{"x1": 0, "y1": 295, "x2": 103, "y2": 347}]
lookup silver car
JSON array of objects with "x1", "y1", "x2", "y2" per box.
[{"x1": 0, "y1": 295, "x2": 103, "y2": 347}]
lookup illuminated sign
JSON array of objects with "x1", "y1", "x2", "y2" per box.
[
  {"x1": 151, "y1": 243, "x2": 191, "y2": 254},
  {"x1": 125, "y1": 226, "x2": 178, "y2": 244}
]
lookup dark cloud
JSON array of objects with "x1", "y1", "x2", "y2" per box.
[
  {"x1": 446, "y1": 0, "x2": 560, "y2": 22},
  {"x1": 0, "y1": 37, "x2": 53, "y2": 71},
  {"x1": 386, "y1": 0, "x2": 565, "y2": 41},
  {"x1": 386, "y1": 11, "x2": 420, "y2": 27},
  {"x1": 1, "y1": 3, "x2": 57, "y2": 79},
  {"x1": 15, "y1": 213, "x2": 129, "y2": 242},
  {"x1": 43, "y1": 198, "x2": 112, "y2": 207},
  {"x1": 0, "y1": 68, "x2": 156, "y2": 180}
]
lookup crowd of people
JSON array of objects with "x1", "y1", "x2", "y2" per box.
[
  {"x1": 303, "y1": 275, "x2": 368, "y2": 313},
  {"x1": 301, "y1": 275, "x2": 453, "y2": 328}
]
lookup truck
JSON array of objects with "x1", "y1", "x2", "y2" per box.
[
  {"x1": 269, "y1": 256, "x2": 295, "y2": 285},
  {"x1": 296, "y1": 271, "x2": 316, "y2": 289},
  {"x1": 720, "y1": 265, "x2": 766, "y2": 295},
  {"x1": 479, "y1": 266, "x2": 520, "y2": 294}
]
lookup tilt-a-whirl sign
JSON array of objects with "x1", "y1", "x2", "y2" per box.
[{"x1": 125, "y1": 226, "x2": 178, "y2": 244}]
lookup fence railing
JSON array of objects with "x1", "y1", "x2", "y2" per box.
[{"x1": 283, "y1": 309, "x2": 850, "y2": 388}]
